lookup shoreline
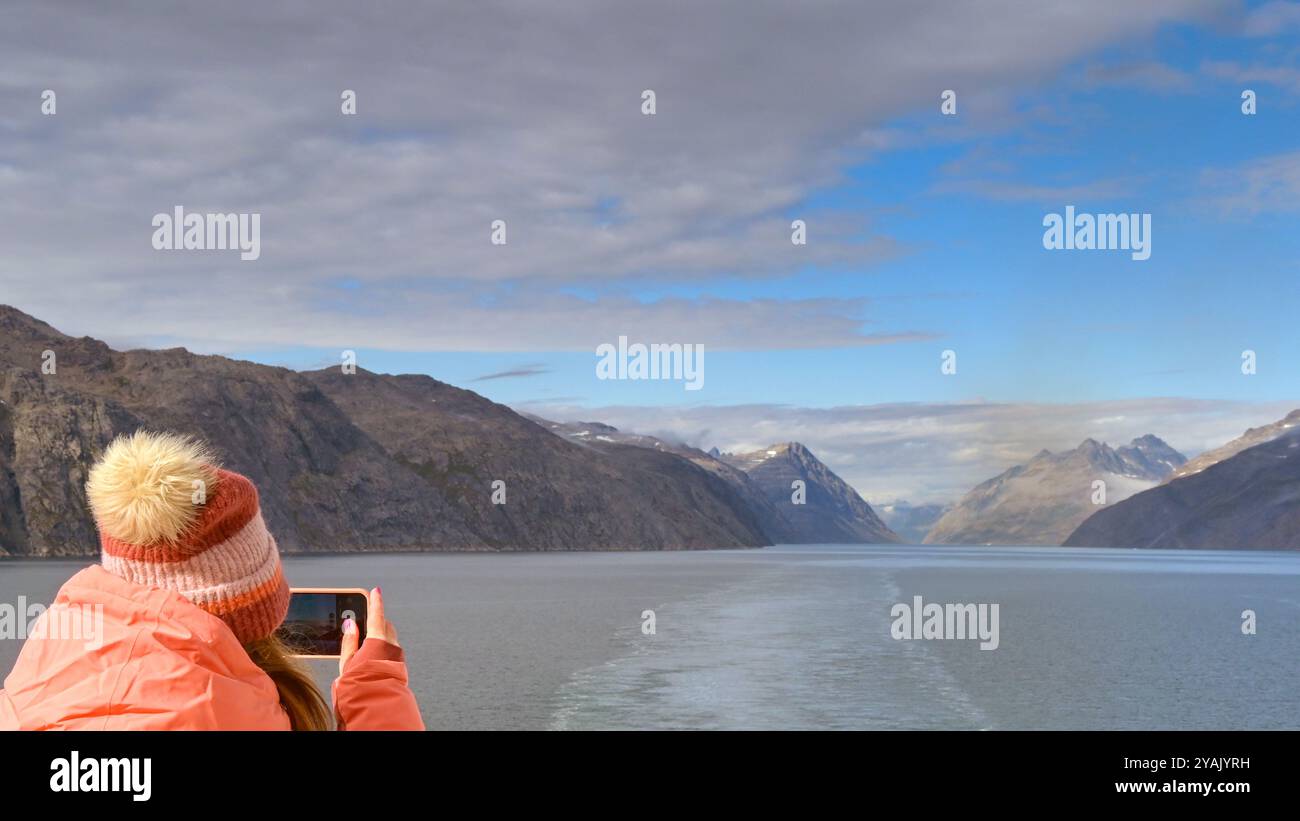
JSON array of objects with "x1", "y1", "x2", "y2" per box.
[{"x1": 5, "y1": 541, "x2": 1300, "y2": 561}]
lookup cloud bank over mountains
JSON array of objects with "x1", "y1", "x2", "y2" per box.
[{"x1": 524, "y1": 397, "x2": 1299, "y2": 504}]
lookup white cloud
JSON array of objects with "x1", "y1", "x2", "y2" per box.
[
  {"x1": 0, "y1": 0, "x2": 1227, "y2": 351},
  {"x1": 1243, "y1": 1, "x2": 1300, "y2": 36},
  {"x1": 6, "y1": 291, "x2": 935, "y2": 353},
  {"x1": 1082, "y1": 61, "x2": 1196, "y2": 92},
  {"x1": 1198, "y1": 149, "x2": 1300, "y2": 216},
  {"x1": 1202, "y1": 59, "x2": 1300, "y2": 94}
]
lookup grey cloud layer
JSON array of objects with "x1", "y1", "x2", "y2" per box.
[{"x1": 0, "y1": 0, "x2": 1224, "y2": 351}]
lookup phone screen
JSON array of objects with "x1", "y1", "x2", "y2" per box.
[{"x1": 277, "y1": 591, "x2": 369, "y2": 657}]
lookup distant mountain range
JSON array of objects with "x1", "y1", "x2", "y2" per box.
[
  {"x1": 0, "y1": 305, "x2": 894, "y2": 555},
  {"x1": 1066, "y1": 410, "x2": 1300, "y2": 549},
  {"x1": 924, "y1": 435, "x2": 1186, "y2": 546},
  {"x1": 534, "y1": 420, "x2": 899, "y2": 544},
  {"x1": 5, "y1": 305, "x2": 1295, "y2": 554},
  {"x1": 878, "y1": 501, "x2": 951, "y2": 544}
]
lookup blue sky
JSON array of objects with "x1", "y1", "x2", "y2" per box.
[
  {"x1": 237, "y1": 11, "x2": 1300, "y2": 410},
  {"x1": 4, "y1": 0, "x2": 1300, "y2": 501}
]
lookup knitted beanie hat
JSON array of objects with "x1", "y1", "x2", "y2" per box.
[{"x1": 86, "y1": 431, "x2": 290, "y2": 645}]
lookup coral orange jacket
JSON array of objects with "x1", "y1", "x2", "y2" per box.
[{"x1": 0, "y1": 565, "x2": 424, "y2": 730}]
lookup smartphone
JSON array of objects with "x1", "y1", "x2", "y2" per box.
[{"x1": 277, "y1": 588, "x2": 369, "y2": 659}]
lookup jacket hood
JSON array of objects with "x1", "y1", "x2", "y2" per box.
[{"x1": 1, "y1": 565, "x2": 289, "y2": 730}]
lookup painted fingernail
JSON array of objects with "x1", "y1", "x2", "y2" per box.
[
  {"x1": 343, "y1": 617, "x2": 356, "y2": 635},
  {"x1": 374, "y1": 586, "x2": 382, "y2": 596}
]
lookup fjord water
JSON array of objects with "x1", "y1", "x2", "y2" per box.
[{"x1": 2, "y1": 545, "x2": 1297, "y2": 730}]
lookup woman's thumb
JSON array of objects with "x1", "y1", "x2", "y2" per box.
[{"x1": 338, "y1": 616, "x2": 359, "y2": 675}]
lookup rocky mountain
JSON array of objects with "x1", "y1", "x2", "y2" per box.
[
  {"x1": 878, "y1": 501, "x2": 951, "y2": 544},
  {"x1": 1117, "y1": 434, "x2": 1187, "y2": 478},
  {"x1": 0, "y1": 305, "x2": 770, "y2": 555},
  {"x1": 535, "y1": 421, "x2": 898, "y2": 543},
  {"x1": 719, "y1": 442, "x2": 900, "y2": 543},
  {"x1": 1066, "y1": 413, "x2": 1300, "y2": 549},
  {"x1": 924, "y1": 436, "x2": 1186, "y2": 546},
  {"x1": 1167, "y1": 409, "x2": 1300, "y2": 482},
  {"x1": 527, "y1": 418, "x2": 798, "y2": 542}
]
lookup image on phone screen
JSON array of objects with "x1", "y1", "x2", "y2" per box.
[{"x1": 276, "y1": 591, "x2": 369, "y2": 657}]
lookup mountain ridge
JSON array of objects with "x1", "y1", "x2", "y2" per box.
[
  {"x1": 1066, "y1": 410, "x2": 1300, "y2": 549},
  {"x1": 1167, "y1": 409, "x2": 1300, "y2": 482},
  {"x1": 924, "y1": 435, "x2": 1186, "y2": 546},
  {"x1": 719, "y1": 442, "x2": 900, "y2": 543},
  {"x1": 535, "y1": 421, "x2": 898, "y2": 543},
  {"x1": 0, "y1": 305, "x2": 770, "y2": 555}
]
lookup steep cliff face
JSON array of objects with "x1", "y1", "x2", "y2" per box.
[
  {"x1": 0, "y1": 310, "x2": 146, "y2": 555},
  {"x1": 0, "y1": 305, "x2": 768, "y2": 554}
]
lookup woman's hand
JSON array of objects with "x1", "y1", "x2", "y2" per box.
[{"x1": 339, "y1": 587, "x2": 400, "y2": 675}]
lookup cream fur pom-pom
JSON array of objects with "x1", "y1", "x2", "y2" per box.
[{"x1": 86, "y1": 431, "x2": 219, "y2": 545}]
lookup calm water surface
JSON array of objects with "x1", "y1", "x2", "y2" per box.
[{"x1": 2, "y1": 545, "x2": 1297, "y2": 730}]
